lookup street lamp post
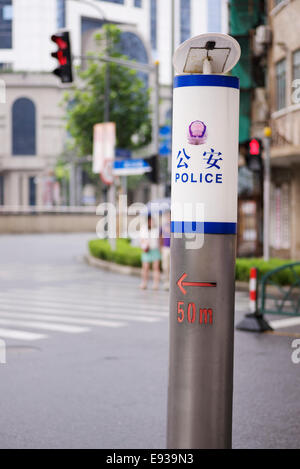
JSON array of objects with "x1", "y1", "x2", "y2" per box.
[
  {"x1": 65, "y1": 0, "x2": 108, "y2": 207},
  {"x1": 263, "y1": 126, "x2": 272, "y2": 261}
]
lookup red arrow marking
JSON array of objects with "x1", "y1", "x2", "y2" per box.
[{"x1": 177, "y1": 273, "x2": 217, "y2": 295}]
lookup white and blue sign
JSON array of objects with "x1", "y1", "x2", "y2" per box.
[
  {"x1": 159, "y1": 125, "x2": 172, "y2": 156},
  {"x1": 171, "y1": 75, "x2": 240, "y2": 235},
  {"x1": 113, "y1": 159, "x2": 151, "y2": 176}
]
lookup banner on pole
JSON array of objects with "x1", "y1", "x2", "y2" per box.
[{"x1": 93, "y1": 122, "x2": 116, "y2": 184}]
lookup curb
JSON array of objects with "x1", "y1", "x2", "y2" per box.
[
  {"x1": 85, "y1": 254, "x2": 142, "y2": 277},
  {"x1": 85, "y1": 254, "x2": 250, "y2": 291}
]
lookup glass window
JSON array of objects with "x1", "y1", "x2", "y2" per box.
[
  {"x1": 293, "y1": 49, "x2": 300, "y2": 80},
  {"x1": 3, "y1": 4, "x2": 12, "y2": 20},
  {"x1": 180, "y1": 0, "x2": 191, "y2": 43},
  {"x1": 275, "y1": 59, "x2": 286, "y2": 110},
  {"x1": 118, "y1": 31, "x2": 148, "y2": 64},
  {"x1": 134, "y1": 0, "x2": 142, "y2": 7},
  {"x1": 0, "y1": 0, "x2": 12, "y2": 49},
  {"x1": 57, "y1": 0, "x2": 66, "y2": 29},
  {"x1": 29, "y1": 177, "x2": 36, "y2": 207},
  {"x1": 150, "y1": 0, "x2": 157, "y2": 50},
  {"x1": 207, "y1": 0, "x2": 221, "y2": 33},
  {"x1": 81, "y1": 16, "x2": 104, "y2": 35},
  {"x1": 12, "y1": 98, "x2": 36, "y2": 156},
  {"x1": 0, "y1": 174, "x2": 4, "y2": 205},
  {"x1": 0, "y1": 61, "x2": 12, "y2": 70},
  {"x1": 118, "y1": 31, "x2": 149, "y2": 86}
]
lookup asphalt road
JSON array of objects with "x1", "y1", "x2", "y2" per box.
[{"x1": 0, "y1": 233, "x2": 299, "y2": 449}]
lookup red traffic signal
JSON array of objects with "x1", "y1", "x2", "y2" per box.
[
  {"x1": 51, "y1": 31, "x2": 73, "y2": 83},
  {"x1": 245, "y1": 138, "x2": 263, "y2": 172},
  {"x1": 249, "y1": 138, "x2": 261, "y2": 156}
]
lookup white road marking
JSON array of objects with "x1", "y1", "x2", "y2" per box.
[
  {"x1": 0, "y1": 296, "x2": 168, "y2": 316},
  {"x1": 8, "y1": 287, "x2": 169, "y2": 302},
  {"x1": 0, "y1": 328, "x2": 47, "y2": 341},
  {"x1": 0, "y1": 301, "x2": 161, "y2": 323},
  {"x1": 0, "y1": 318, "x2": 89, "y2": 334},
  {"x1": 269, "y1": 317, "x2": 300, "y2": 330},
  {"x1": 0, "y1": 311, "x2": 127, "y2": 328}
]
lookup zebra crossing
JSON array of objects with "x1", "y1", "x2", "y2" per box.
[
  {"x1": 0, "y1": 280, "x2": 170, "y2": 343},
  {"x1": 0, "y1": 260, "x2": 252, "y2": 344}
]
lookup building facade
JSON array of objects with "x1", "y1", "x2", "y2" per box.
[
  {"x1": 0, "y1": 72, "x2": 66, "y2": 206},
  {"x1": 230, "y1": 0, "x2": 300, "y2": 260},
  {"x1": 0, "y1": 0, "x2": 229, "y2": 207},
  {"x1": 266, "y1": 0, "x2": 300, "y2": 259}
]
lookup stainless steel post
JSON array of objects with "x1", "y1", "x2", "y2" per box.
[
  {"x1": 167, "y1": 34, "x2": 241, "y2": 449},
  {"x1": 167, "y1": 234, "x2": 236, "y2": 449}
]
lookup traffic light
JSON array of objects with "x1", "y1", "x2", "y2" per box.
[
  {"x1": 146, "y1": 155, "x2": 159, "y2": 184},
  {"x1": 51, "y1": 31, "x2": 73, "y2": 83},
  {"x1": 245, "y1": 138, "x2": 263, "y2": 172}
]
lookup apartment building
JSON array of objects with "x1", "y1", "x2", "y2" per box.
[{"x1": 267, "y1": 0, "x2": 300, "y2": 259}]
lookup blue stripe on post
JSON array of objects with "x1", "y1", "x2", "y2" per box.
[
  {"x1": 174, "y1": 75, "x2": 240, "y2": 90},
  {"x1": 171, "y1": 221, "x2": 237, "y2": 234}
]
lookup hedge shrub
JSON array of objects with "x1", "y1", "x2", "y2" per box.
[
  {"x1": 89, "y1": 238, "x2": 142, "y2": 268},
  {"x1": 235, "y1": 257, "x2": 300, "y2": 285},
  {"x1": 88, "y1": 239, "x2": 300, "y2": 285}
]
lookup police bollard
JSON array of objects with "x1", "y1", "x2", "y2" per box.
[{"x1": 167, "y1": 34, "x2": 241, "y2": 449}]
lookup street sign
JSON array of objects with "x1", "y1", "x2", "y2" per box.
[
  {"x1": 93, "y1": 123, "x2": 116, "y2": 185},
  {"x1": 159, "y1": 125, "x2": 172, "y2": 157},
  {"x1": 101, "y1": 160, "x2": 114, "y2": 185},
  {"x1": 159, "y1": 125, "x2": 171, "y2": 137},
  {"x1": 159, "y1": 142, "x2": 172, "y2": 156},
  {"x1": 113, "y1": 159, "x2": 151, "y2": 176},
  {"x1": 167, "y1": 33, "x2": 241, "y2": 450}
]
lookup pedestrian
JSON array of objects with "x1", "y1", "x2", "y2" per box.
[
  {"x1": 140, "y1": 214, "x2": 161, "y2": 290},
  {"x1": 161, "y1": 211, "x2": 171, "y2": 290}
]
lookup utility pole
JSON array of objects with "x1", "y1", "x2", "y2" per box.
[
  {"x1": 69, "y1": 161, "x2": 76, "y2": 206},
  {"x1": 168, "y1": 0, "x2": 175, "y2": 176},
  {"x1": 151, "y1": 60, "x2": 160, "y2": 200},
  {"x1": 263, "y1": 126, "x2": 272, "y2": 261}
]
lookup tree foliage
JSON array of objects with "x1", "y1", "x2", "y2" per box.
[{"x1": 63, "y1": 25, "x2": 152, "y2": 158}]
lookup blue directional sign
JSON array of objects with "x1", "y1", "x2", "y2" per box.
[
  {"x1": 159, "y1": 125, "x2": 171, "y2": 137},
  {"x1": 159, "y1": 125, "x2": 172, "y2": 157},
  {"x1": 113, "y1": 159, "x2": 151, "y2": 176},
  {"x1": 159, "y1": 142, "x2": 172, "y2": 155}
]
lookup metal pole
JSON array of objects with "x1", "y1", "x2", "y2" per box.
[
  {"x1": 263, "y1": 128, "x2": 272, "y2": 261},
  {"x1": 76, "y1": 164, "x2": 82, "y2": 206},
  {"x1": 167, "y1": 236, "x2": 236, "y2": 449},
  {"x1": 153, "y1": 60, "x2": 160, "y2": 199},
  {"x1": 168, "y1": 0, "x2": 175, "y2": 176},
  {"x1": 69, "y1": 161, "x2": 76, "y2": 206},
  {"x1": 69, "y1": 0, "x2": 107, "y2": 23},
  {"x1": 167, "y1": 34, "x2": 241, "y2": 449},
  {"x1": 104, "y1": 31, "x2": 110, "y2": 123}
]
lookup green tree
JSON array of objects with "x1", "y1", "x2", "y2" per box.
[{"x1": 64, "y1": 25, "x2": 152, "y2": 158}]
